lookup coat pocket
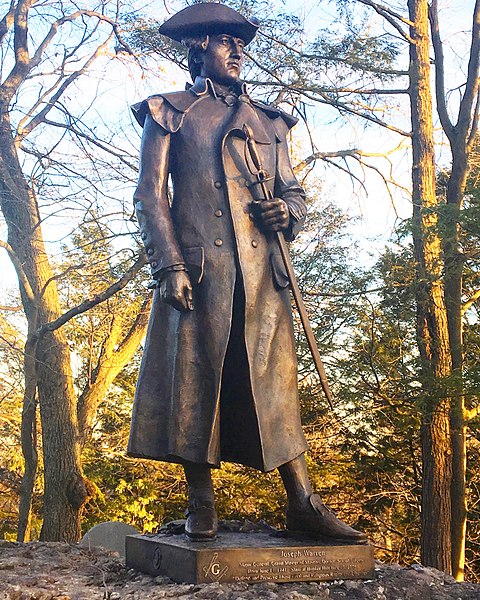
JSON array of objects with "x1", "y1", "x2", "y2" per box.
[
  {"x1": 183, "y1": 246, "x2": 205, "y2": 284},
  {"x1": 270, "y1": 252, "x2": 290, "y2": 289}
]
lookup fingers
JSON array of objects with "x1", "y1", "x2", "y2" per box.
[
  {"x1": 163, "y1": 288, "x2": 192, "y2": 312},
  {"x1": 159, "y1": 272, "x2": 194, "y2": 312},
  {"x1": 184, "y1": 281, "x2": 194, "y2": 311},
  {"x1": 260, "y1": 199, "x2": 287, "y2": 213},
  {"x1": 259, "y1": 199, "x2": 289, "y2": 230},
  {"x1": 170, "y1": 295, "x2": 191, "y2": 312},
  {"x1": 265, "y1": 221, "x2": 286, "y2": 231}
]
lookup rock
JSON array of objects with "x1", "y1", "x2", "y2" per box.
[{"x1": 80, "y1": 521, "x2": 139, "y2": 557}]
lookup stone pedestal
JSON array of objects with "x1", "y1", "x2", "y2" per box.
[{"x1": 125, "y1": 531, "x2": 374, "y2": 584}]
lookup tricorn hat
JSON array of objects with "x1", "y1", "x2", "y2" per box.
[{"x1": 158, "y1": 2, "x2": 260, "y2": 46}]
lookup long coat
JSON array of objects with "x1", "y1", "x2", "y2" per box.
[{"x1": 127, "y1": 77, "x2": 308, "y2": 472}]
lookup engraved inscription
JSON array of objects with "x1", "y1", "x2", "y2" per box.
[{"x1": 231, "y1": 549, "x2": 370, "y2": 582}]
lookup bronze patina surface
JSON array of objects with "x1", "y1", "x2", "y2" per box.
[
  {"x1": 126, "y1": 532, "x2": 374, "y2": 584},
  {"x1": 127, "y1": 1, "x2": 368, "y2": 548}
]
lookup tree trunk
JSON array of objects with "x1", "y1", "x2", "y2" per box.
[
  {"x1": 450, "y1": 409, "x2": 467, "y2": 580},
  {"x1": 428, "y1": 0, "x2": 480, "y2": 579},
  {"x1": 444, "y1": 132, "x2": 469, "y2": 583},
  {"x1": 0, "y1": 113, "x2": 89, "y2": 541},
  {"x1": 36, "y1": 328, "x2": 89, "y2": 540},
  {"x1": 408, "y1": 0, "x2": 452, "y2": 574},
  {"x1": 17, "y1": 334, "x2": 38, "y2": 542}
]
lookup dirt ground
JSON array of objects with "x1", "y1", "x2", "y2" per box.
[{"x1": 1, "y1": 540, "x2": 480, "y2": 599}]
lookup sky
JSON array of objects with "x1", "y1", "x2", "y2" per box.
[{"x1": 0, "y1": 0, "x2": 477, "y2": 308}]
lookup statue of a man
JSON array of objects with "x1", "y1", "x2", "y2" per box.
[{"x1": 128, "y1": 2, "x2": 366, "y2": 545}]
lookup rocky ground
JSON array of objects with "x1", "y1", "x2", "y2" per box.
[{"x1": 1, "y1": 541, "x2": 480, "y2": 600}]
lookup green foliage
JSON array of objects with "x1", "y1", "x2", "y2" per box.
[
  {"x1": 0, "y1": 384, "x2": 23, "y2": 540},
  {"x1": 0, "y1": 312, "x2": 23, "y2": 540},
  {"x1": 309, "y1": 26, "x2": 399, "y2": 84},
  {"x1": 291, "y1": 190, "x2": 369, "y2": 405},
  {"x1": 2, "y1": 0, "x2": 478, "y2": 579},
  {"x1": 57, "y1": 214, "x2": 148, "y2": 393},
  {"x1": 324, "y1": 243, "x2": 422, "y2": 564}
]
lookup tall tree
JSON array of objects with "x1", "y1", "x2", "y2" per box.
[
  {"x1": 429, "y1": 0, "x2": 480, "y2": 579},
  {"x1": 0, "y1": 0, "x2": 148, "y2": 541},
  {"x1": 406, "y1": 0, "x2": 452, "y2": 573}
]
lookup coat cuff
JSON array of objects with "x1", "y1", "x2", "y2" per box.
[
  {"x1": 284, "y1": 212, "x2": 305, "y2": 242},
  {"x1": 148, "y1": 264, "x2": 188, "y2": 289}
]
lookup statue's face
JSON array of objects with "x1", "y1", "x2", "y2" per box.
[{"x1": 200, "y1": 34, "x2": 244, "y2": 85}]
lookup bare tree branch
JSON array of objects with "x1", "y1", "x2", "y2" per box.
[
  {"x1": 297, "y1": 87, "x2": 411, "y2": 136},
  {"x1": 40, "y1": 262, "x2": 86, "y2": 297},
  {"x1": 1, "y1": 6, "x2": 135, "y2": 105},
  {"x1": 294, "y1": 142, "x2": 408, "y2": 171},
  {"x1": 1, "y1": 0, "x2": 35, "y2": 97},
  {"x1": 0, "y1": 239, "x2": 35, "y2": 303},
  {"x1": 257, "y1": 30, "x2": 410, "y2": 77},
  {"x1": 467, "y1": 89, "x2": 480, "y2": 150},
  {"x1": 77, "y1": 296, "x2": 152, "y2": 443},
  {"x1": 0, "y1": 0, "x2": 15, "y2": 45},
  {"x1": 31, "y1": 118, "x2": 138, "y2": 171},
  {"x1": 0, "y1": 304, "x2": 23, "y2": 311},
  {"x1": 456, "y1": 0, "x2": 480, "y2": 144},
  {"x1": 248, "y1": 79, "x2": 410, "y2": 96},
  {"x1": 245, "y1": 54, "x2": 411, "y2": 136},
  {"x1": 428, "y1": 0, "x2": 455, "y2": 141},
  {"x1": 16, "y1": 32, "x2": 114, "y2": 142},
  {"x1": 36, "y1": 253, "x2": 147, "y2": 337},
  {"x1": 356, "y1": 0, "x2": 414, "y2": 42}
]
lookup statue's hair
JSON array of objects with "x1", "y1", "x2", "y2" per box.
[{"x1": 182, "y1": 35, "x2": 210, "y2": 82}]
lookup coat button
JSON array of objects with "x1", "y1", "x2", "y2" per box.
[
  {"x1": 251, "y1": 240, "x2": 258, "y2": 248},
  {"x1": 141, "y1": 232, "x2": 147, "y2": 240},
  {"x1": 214, "y1": 181, "x2": 222, "y2": 189},
  {"x1": 151, "y1": 260, "x2": 158, "y2": 268},
  {"x1": 224, "y1": 95, "x2": 237, "y2": 106},
  {"x1": 147, "y1": 248, "x2": 154, "y2": 256},
  {"x1": 215, "y1": 209, "x2": 223, "y2": 217},
  {"x1": 214, "y1": 238, "x2": 223, "y2": 247}
]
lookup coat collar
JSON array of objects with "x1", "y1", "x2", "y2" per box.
[{"x1": 188, "y1": 76, "x2": 248, "y2": 99}]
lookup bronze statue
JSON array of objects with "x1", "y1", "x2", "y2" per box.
[{"x1": 128, "y1": 2, "x2": 366, "y2": 545}]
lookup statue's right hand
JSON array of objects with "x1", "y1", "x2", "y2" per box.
[{"x1": 159, "y1": 270, "x2": 194, "y2": 312}]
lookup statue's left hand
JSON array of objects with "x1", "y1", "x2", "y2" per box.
[
  {"x1": 159, "y1": 270, "x2": 194, "y2": 312},
  {"x1": 257, "y1": 198, "x2": 289, "y2": 231}
]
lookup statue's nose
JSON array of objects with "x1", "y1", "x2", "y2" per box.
[{"x1": 230, "y1": 40, "x2": 243, "y2": 57}]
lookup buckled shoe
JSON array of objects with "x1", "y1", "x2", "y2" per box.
[
  {"x1": 286, "y1": 493, "x2": 367, "y2": 544},
  {"x1": 185, "y1": 499, "x2": 218, "y2": 541}
]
